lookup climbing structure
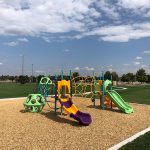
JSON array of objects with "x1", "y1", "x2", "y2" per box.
[
  {"x1": 38, "y1": 77, "x2": 53, "y2": 98},
  {"x1": 23, "y1": 94, "x2": 46, "y2": 113}
]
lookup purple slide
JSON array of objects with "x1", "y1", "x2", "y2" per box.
[
  {"x1": 70, "y1": 111, "x2": 92, "y2": 125},
  {"x1": 59, "y1": 98, "x2": 92, "y2": 125}
]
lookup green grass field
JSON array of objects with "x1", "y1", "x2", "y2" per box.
[
  {"x1": 0, "y1": 83, "x2": 37, "y2": 98},
  {"x1": 115, "y1": 85, "x2": 150, "y2": 105},
  {"x1": 119, "y1": 132, "x2": 150, "y2": 150},
  {"x1": 0, "y1": 83, "x2": 150, "y2": 105}
]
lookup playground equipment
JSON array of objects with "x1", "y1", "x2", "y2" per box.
[
  {"x1": 23, "y1": 71, "x2": 92, "y2": 125},
  {"x1": 57, "y1": 79, "x2": 92, "y2": 125},
  {"x1": 23, "y1": 94, "x2": 46, "y2": 113},
  {"x1": 91, "y1": 73, "x2": 133, "y2": 114},
  {"x1": 38, "y1": 77, "x2": 53, "y2": 98}
]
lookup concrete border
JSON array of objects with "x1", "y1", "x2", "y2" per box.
[
  {"x1": 0, "y1": 97, "x2": 26, "y2": 101},
  {"x1": 108, "y1": 127, "x2": 150, "y2": 150}
]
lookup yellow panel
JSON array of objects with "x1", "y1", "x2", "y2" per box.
[
  {"x1": 57, "y1": 80, "x2": 71, "y2": 99},
  {"x1": 63, "y1": 104, "x2": 78, "y2": 115},
  {"x1": 61, "y1": 98, "x2": 69, "y2": 102}
]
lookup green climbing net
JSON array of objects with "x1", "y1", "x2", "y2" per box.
[{"x1": 23, "y1": 94, "x2": 46, "y2": 113}]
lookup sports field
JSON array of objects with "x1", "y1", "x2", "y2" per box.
[{"x1": 0, "y1": 83, "x2": 149, "y2": 105}]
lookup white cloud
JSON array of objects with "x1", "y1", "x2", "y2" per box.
[
  {"x1": 97, "y1": 1, "x2": 119, "y2": 19},
  {"x1": 118, "y1": 0, "x2": 150, "y2": 9},
  {"x1": 0, "y1": 0, "x2": 97, "y2": 36},
  {"x1": 74, "y1": 67, "x2": 80, "y2": 71},
  {"x1": 35, "y1": 70, "x2": 45, "y2": 73},
  {"x1": 0, "y1": 0, "x2": 150, "y2": 43},
  {"x1": 134, "y1": 61, "x2": 140, "y2": 65},
  {"x1": 108, "y1": 68, "x2": 113, "y2": 72},
  {"x1": 18, "y1": 38, "x2": 28, "y2": 42},
  {"x1": 4, "y1": 37, "x2": 28, "y2": 46},
  {"x1": 136, "y1": 56, "x2": 142, "y2": 60},
  {"x1": 4, "y1": 41, "x2": 18, "y2": 46},
  {"x1": 144, "y1": 50, "x2": 150, "y2": 54},
  {"x1": 141, "y1": 64, "x2": 147, "y2": 68},
  {"x1": 42, "y1": 36, "x2": 51, "y2": 43},
  {"x1": 84, "y1": 67, "x2": 95, "y2": 71},
  {"x1": 76, "y1": 22, "x2": 150, "y2": 42},
  {"x1": 0, "y1": 62, "x2": 3, "y2": 65},
  {"x1": 64, "y1": 49, "x2": 70, "y2": 52}
]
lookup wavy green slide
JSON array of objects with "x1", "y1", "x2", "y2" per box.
[{"x1": 107, "y1": 90, "x2": 133, "y2": 114}]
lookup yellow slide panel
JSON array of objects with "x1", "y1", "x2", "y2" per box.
[{"x1": 63, "y1": 104, "x2": 78, "y2": 115}]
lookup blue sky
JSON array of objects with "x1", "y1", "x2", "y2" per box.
[{"x1": 0, "y1": 0, "x2": 150, "y2": 76}]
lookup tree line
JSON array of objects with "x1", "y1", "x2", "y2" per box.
[{"x1": 0, "y1": 68, "x2": 150, "y2": 84}]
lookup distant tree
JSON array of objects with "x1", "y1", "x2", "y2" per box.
[
  {"x1": 18, "y1": 75, "x2": 30, "y2": 84},
  {"x1": 64, "y1": 75, "x2": 70, "y2": 80},
  {"x1": 9, "y1": 76, "x2": 15, "y2": 82},
  {"x1": 136, "y1": 68, "x2": 147, "y2": 83},
  {"x1": 146, "y1": 75, "x2": 150, "y2": 83},
  {"x1": 37, "y1": 75, "x2": 44, "y2": 83},
  {"x1": 30, "y1": 76, "x2": 36, "y2": 83},
  {"x1": 125, "y1": 73, "x2": 136, "y2": 83},
  {"x1": 121, "y1": 74, "x2": 128, "y2": 82},
  {"x1": 112, "y1": 72, "x2": 119, "y2": 81},
  {"x1": 104, "y1": 71, "x2": 111, "y2": 80},
  {"x1": 72, "y1": 72, "x2": 80, "y2": 78},
  {"x1": 72, "y1": 72, "x2": 80, "y2": 82},
  {"x1": 0, "y1": 75, "x2": 7, "y2": 81}
]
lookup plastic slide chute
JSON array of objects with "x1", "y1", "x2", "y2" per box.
[
  {"x1": 57, "y1": 80, "x2": 92, "y2": 125},
  {"x1": 107, "y1": 90, "x2": 133, "y2": 114},
  {"x1": 103, "y1": 80, "x2": 133, "y2": 114}
]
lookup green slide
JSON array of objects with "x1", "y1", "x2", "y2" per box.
[{"x1": 107, "y1": 90, "x2": 133, "y2": 114}]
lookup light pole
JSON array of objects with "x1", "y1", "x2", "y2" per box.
[
  {"x1": 21, "y1": 54, "x2": 24, "y2": 75},
  {"x1": 32, "y1": 64, "x2": 33, "y2": 82}
]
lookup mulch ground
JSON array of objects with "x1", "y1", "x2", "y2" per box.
[{"x1": 0, "y1": 97, "x2": 150, "y2": 150}]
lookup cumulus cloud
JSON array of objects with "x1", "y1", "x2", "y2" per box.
[
  {"x1": 118, "y1": 0, "x2": 150, "y2": 9},
  {"x1": 134, "y1": 62, "x2": 140, "y2": 65},
  {"x1": 84, "y1": 67, "x2": 95, "y2": 71},
  {"x1": 4, "y1": 37, "x2": 28, "y2": 46},
  {"x1": 77, "y1": 23, "x2": 150, "y2": 42},
  {"x1": 63, "y1": 49, "x2": 71, "y2": 52},
  {"x1": 18, "y1": 38, "x2": 28, "y2": 42},
  {"x1": 35, "y1": 70, "x2": 45, "y2": 73},
  {"x1": 0, "y1": 62, "x2": 3, "y2": 65},
  {"x1": 144, "y1": 50, "x2": 150, "y2": 54},
  {"x1": 4, "y1": 41, "x2": 18, "y2": 46},
  {"x1": 0, "y1": 0, "x2": 150, "y2": 42},
  {"x1": 136, "y1": 56, "x2": 142, "y2": 60},
  {"x1": 141, "y1": 64, "x2": 147, "y2": 68},
  {"x1": 74, "y1": 67, "x2": 80, "y2": 71}
]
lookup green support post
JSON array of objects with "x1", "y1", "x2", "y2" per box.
[
  {"x1": 110, "y1": 74, "x2": 113, "y2": 109},
  {"x1": 54, "y1": 74, "x2": 57, "y2": 114},
  {"x1": 93, "y1": 72, "x2": 96, "y2": 107},
  {"x1": 101, "y1": 72, "x2": 104, "y2": 110},
  {"x1": 70, "y1": 70, "x2": 72, "y2": 97}
]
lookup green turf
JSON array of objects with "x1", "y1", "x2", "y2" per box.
[
  {"x1": 0, "y1": 83, "x2": 150, "y2": 105},
  {"x1": 0, "y1": 83, "x2": 37, "y2": 98},
  {"x1": 116, "y1": 85, "x2": 150, "y2": 105},
  {"x1": 119, "y1": 132, "x2": 150, "y2": 150}
]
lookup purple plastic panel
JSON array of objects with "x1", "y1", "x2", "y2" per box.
[
  {"x1": 59, "y1": 98, "x2": 73, "y2": 108},
  {"x1": 71, "y1": 110, "x2": 92, "y2": 125}
]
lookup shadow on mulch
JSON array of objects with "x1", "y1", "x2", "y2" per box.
[
  {"x1": 20, "y1": 109, "x2": 26, "y2": 113},
  {"x1": 20, "y1": 109, "x2": 82, "y2": 127},
  {"x1": 87, "y1": 105, "x2": 124, "y2": 114},
  {"x1": 40, "y1": 111, "x2": 82, "y2": 127}
]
